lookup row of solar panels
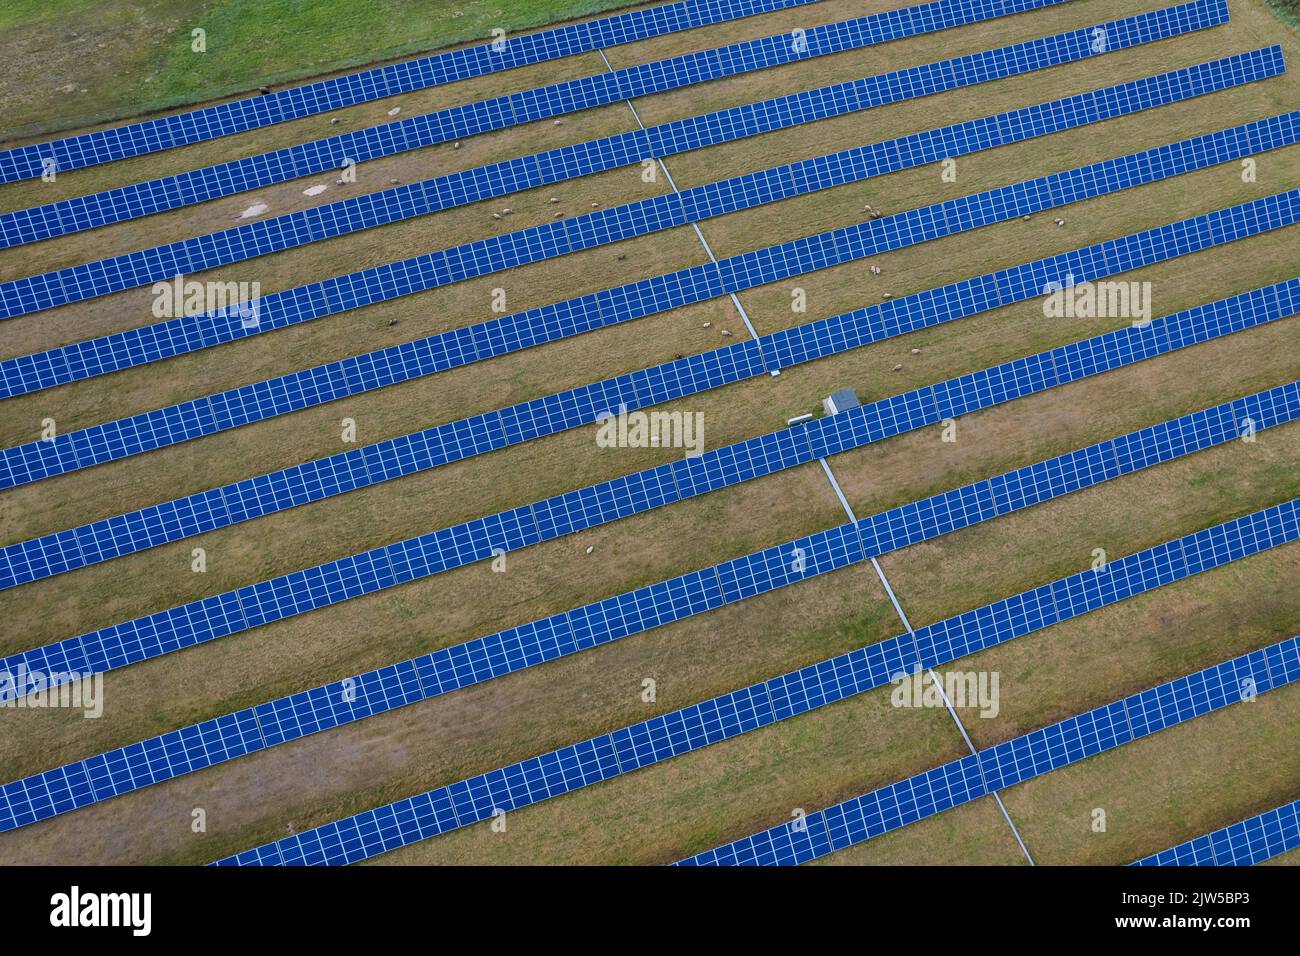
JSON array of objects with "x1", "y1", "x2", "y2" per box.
[
  {"x1": 0, "y1": 0, "x2": 1070, "y2": 249},
  {"x1": 6, "y1": 113, "x2": 1296, "y2": 497},
  {"x1": 5, "y1": 254, "x2": 1296, "y2": 688},
  {"x1": 3, "y1": 249, "x2": 1295, "y2": 595},
  {"x1": 2, "y1": 9, "x2": 1243, "y2": 401},
  {"x1": 1133, "y1": 799, "x2": 1300, "y2": 866},
  {"x1": 680, "y1": 634, "x2": 1300, "y2": 865},
  {"x1": 0, "y1": 0, "x2": 1178, "y2": 317},
  {"x1": 0, "y1": 0, "x2": 820, "y2": 184},
  {"x1": 205, "y1": 496, "x2": 1300, "y2": 865},
  {"x1": 4, "y1": 384, "x2": 1296, "y2": 833}
]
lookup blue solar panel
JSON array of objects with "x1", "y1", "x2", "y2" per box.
[
  {"x1": 0, "y1": 1, "x2": 1227, "y2": 317},
  {"x1": 5, "y1": 398, "x2": 1298, "y2": 834},
  {"x1": 0, "y1": 0, "x2": 1078, "y2": 249},
  {"x1": 682, "y1": 635, "x2": 1300, "y2": 865},
  {"x1": 6, "y1": 129, "x2": 1296, "y2": 512},
  {"x1": 1132, "y1": 798, "x2": 1300, "y2": 865},
  {"x1": 0, "y1": 0, "x2": 822, "y2": 187},
  {"x1": 3, "y1": 253, "x2": 1294, "y2": 596}
]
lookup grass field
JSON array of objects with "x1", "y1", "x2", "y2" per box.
[
  {"x1": 0, "y1": 0, "x2": 1296, "y2": 866},
  {"x1": 0, "y1": 0, "x2": 643, "y2": 143}
]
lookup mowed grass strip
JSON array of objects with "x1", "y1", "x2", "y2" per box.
[{"x1": 1, "y1": 333, "x2": 1296, "y2": 863}]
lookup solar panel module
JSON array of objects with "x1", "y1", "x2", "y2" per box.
[{"x1": 1131, "y1": 799, "x2": 1300, "y2": 865}]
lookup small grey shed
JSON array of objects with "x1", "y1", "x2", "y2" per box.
[{"x1": 823, "y1": 388, "x2": 861, "y2": 416}]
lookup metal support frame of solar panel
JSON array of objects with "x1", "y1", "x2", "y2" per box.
[
  {"x1": 3, "y1": 18, "x2": 1236, "y2": 401},
  {"x1": 1132, "y1": 799, "x2": 1300, "y2": 865},
  {"x1": 0, "y1": 0, "x2": 1180, "y2": 321},
  {"x1": 679, "y1": 636, "x2": 1300, "y2": 866},
  {"x1": 5, "y1": 393, "x2": 1298, "y2": 835},
  {"x1": 0, "y1": 0, "x2": 824, "y2": 186},
  {"x1": 5, "y1": 118, "x2": 1293, "y2": 503},
  {"x1": 206, "y1": 521, "x2": 1300, "y2": 866},
  {"x1": 0, "y1": 0, "x2": 1075, "y2": 253},
  {"x1": 4, "y1": 340, "x2": 1295, "y2": 719},
  {"x1": 5, "y1": 250, "x2": 1295, "y2": 594}
]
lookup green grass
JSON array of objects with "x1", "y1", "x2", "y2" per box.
[
  {"x1": 0, "y1": 0, "x2": 637, "y2": 142},
  {"x1": 1268, "y1": 0, "x2": 1300, "y2": 22}
]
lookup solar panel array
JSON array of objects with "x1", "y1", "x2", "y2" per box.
[
  {"x1": 0, "y1": 3, "x2": 1197, "y2": 323},
  {"x1": 10, "y1": 40, "x2": 1263, "y2": 342},
  {"x1": 1, "y1": 73, "x2": 1276, "y2": 486},
  {"x1": 0, "y1": 0, "x2": 1076, "y2": 251},
  {"x1": 0, "y1": 0, "x2": 820, "y2": 185},
  {"x1": 1, "y1": 0, "x2": 1288, "y2": 868},
  {"x1": 199, "y1": 500, "x2": 1300, "y2": 865},
  {"x1": 1132, "y1": 799, "x2": 1300, "y2": 865},
  {"x1": 5, "y1": 41, "x2": 1272, "y2": 405},
  {"x1": 5, "y1": 264, "x2": 1295, "y2": 591},
  {"x1": 0, "y1": 0, "x2": 1080, "y2": 256},
  {"x1": 680, "y1": 635, "x2": 1300, "y2": 865},
  {"x1": 6, "y1": 60, "x2": 1273, "y2": 402},
  {"x1": 5, "y1": 396, "x2": 1296, "y2": 834},
  {"x1": 3, "y1": 363, "x2": 1294, "y2": 751},
  {"x1": 6, "y1": 122, "x2": 1295, "y2": 499}
]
